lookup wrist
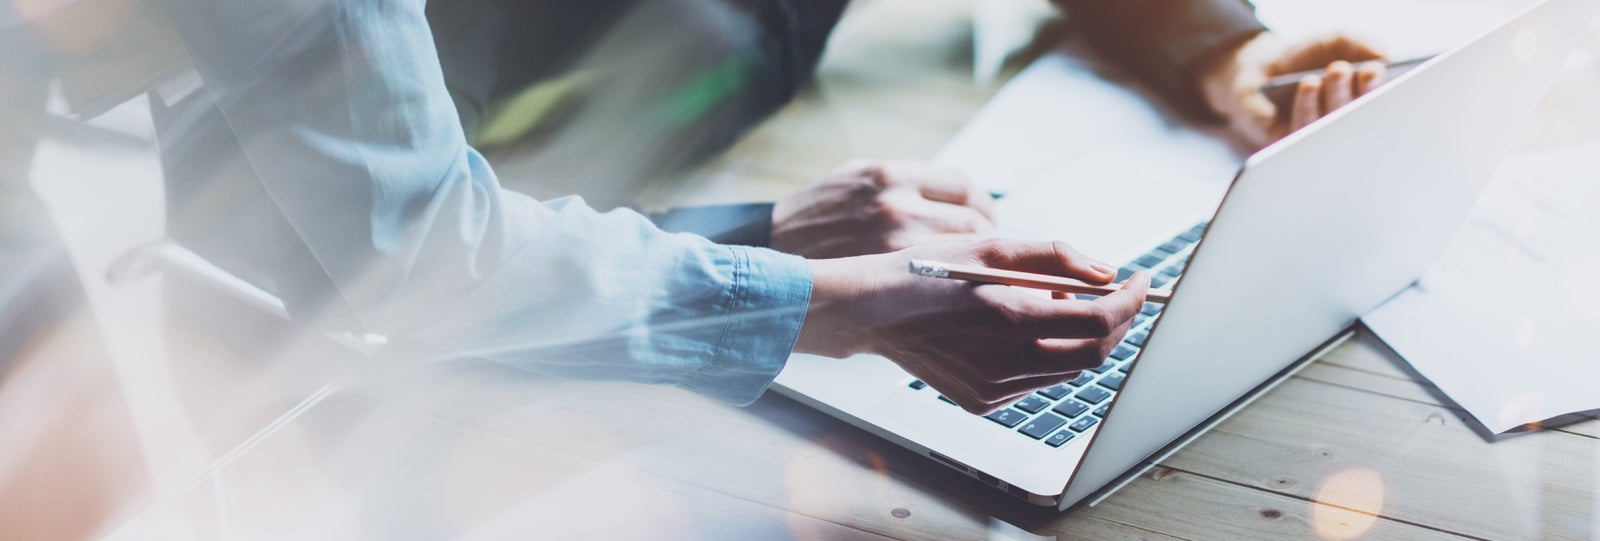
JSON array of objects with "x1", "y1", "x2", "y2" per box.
[
  {"x1": 1197, "y1": 31, "x2": 1282, "y2": 117},
  {"x1": 795, "y1": 257, "x2": 879, "y2": 358}
]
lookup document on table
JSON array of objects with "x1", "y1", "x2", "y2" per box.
[{"x1": 1362, "y1": 142, "x2": 1600, "y2": 434}]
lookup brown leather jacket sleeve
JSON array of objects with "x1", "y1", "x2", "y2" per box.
[{"x1": 1056, "y1": 0, "x2": 1267, "y2": 119}]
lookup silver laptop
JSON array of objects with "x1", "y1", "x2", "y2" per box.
[{"x1": 773, "y1": 0, "x2": 1596, "y2": 510}]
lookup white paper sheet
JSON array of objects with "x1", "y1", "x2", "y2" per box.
[{"x1": 1362, "y1": 142, "x2": 1600, "y2": 434}]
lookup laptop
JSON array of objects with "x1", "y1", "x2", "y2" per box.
[{"x1": 772, "y1": 0, "x2": 1597, "y2": 510}]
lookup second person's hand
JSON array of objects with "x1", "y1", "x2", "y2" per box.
[
  {"x1": 771, "y1": 159, "x2": 998, "y2": 259},
  {"x1": 1200, "y1": 32, "x2": 1389, "y2": 148}
]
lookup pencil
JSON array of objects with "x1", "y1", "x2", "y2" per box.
[{"x1": 907, "y1": 259, "x2": 1173, "y2": 303}]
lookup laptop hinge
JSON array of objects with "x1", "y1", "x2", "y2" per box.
[{"x1": 1083, "y1": 328, "x2": 1357, "y2": 507}]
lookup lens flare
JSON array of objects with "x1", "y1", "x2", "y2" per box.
[{"x1": 1309, "y1": 468, "x2": 1385, "y2": 540}]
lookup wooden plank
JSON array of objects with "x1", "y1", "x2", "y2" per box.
[
  {"x1": 1067, "y1": 466, "x2": 1469, "y2": 540},
  {"x1": 133, "y1": 391, "x2": 900, "y2": 541},
  {"x1": 338, "y1": 360, "x2": 1468, "y2": 540},
  {"x1": 1159, "y1": 367, "x2": 1600, "y2": 540},
  {"x1": 340, "y1": 368, "x2": 1026, "y2": 540}
]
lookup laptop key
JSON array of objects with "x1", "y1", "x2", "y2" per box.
[
  {"x1": 1092, "y1": 405, "x2": 1109, "y2": 417},
  {"x1": 1069, "y1": 416, "x2": 1100, "y2": 432},
  {"x1": 1127, "y1": 331, "x2": 1148, "y2": 347},
  {"x1": 938, "y1": 395, "x2": 958, "y2": 406},
  {"x1": 1134, "y1": 254, "x2": 1165, "y2": 268},
  {"x1": 1140, "y1": 302, "x2": 1162, "y2": 316},
  {"x1": 1156, "y1": 241, "x2": 1185, "y2": 254},
  {"x1": 908, "y1": 379, "x2": 927, "y2": 390},
  {"x1": 1019, "y1": 413, "x2": 1069, "y2": 439},
  {"x1": 1045, "y1": 430, "x2": 1075, "y2": 447},
  {"x1": 1098, "y1": 373, "x2": 1125, "y2": 391},
  {"x1": 1014, "y1": 395, "x2": 1050, "y2": 414},
  {"x1": 1038, "y1": 384, "x2": 1072, "y2": 400},
  {"x1": 986, "y1": 408, "x2": 1027, "y2": 428},
  {"x1": 1089, "y1": 361, "x2": 1115, "y2": 374},
  {"x1": 1178, "y1": 224, "x2": 1205, "y2": 242},
  {"x1": 1109, "y1": 345, "x2": 1137, "y2": 361},
  {"x1": 1115, "y1": 267, "x2": 1136, "y2": 282},
  {"x1": 1076, "y1": 386, "x2": 1112, "y2": 405},
  {"x1": 1052, "y1": 400, "x2": 1090, "y2": 418},
  {"x1": 1151, "y1": 274, "x2": 1171, "y2": 288},
  {"x1": 1160, "y1": 265, "x2": 1183, "y2": 277},
  {"x1": 1068, "y1": 373, "x2": 1094, "y2": 387}
]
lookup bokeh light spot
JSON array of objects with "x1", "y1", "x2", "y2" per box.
[{"x1": 1309, "y1": 468, "x2": 1385, "y2": 540}]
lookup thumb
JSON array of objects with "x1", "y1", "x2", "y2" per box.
[{"x1": 974, "y1": 239, "x2": 1119, "y2": 284}]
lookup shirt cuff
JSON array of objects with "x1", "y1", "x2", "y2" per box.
[{"x1": 675, "y1": 245, "x2": 812, "y2": 405}]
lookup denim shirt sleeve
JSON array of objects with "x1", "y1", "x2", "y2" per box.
[{"x1": 156, "y1": 0, "x2": 811, "y2": 405}]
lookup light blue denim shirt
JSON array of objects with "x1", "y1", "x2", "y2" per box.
[{"x1": 156, "y1": 0, "x2": 812, "y2": 405}]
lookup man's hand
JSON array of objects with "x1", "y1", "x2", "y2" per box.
[
  {"x1": 798, "y1": 238, "x2": 1148, "y2": 414},
  {"x1": 771, "y1": 160, "x2": 998, "y2": 259},
  {"x1": 1200, "y1": 32, "x2": 1388, "y2": 148}
]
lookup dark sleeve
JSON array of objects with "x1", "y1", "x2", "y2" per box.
[
  {"x1": 1056, "y1": 0, "x2": 1267, "y2": 119},
  {"x1": 649, "y1": 203, "x2": 776, "y2": 248},
  {"x1": 749, "y1": 0, "x2": 851, "y2": 102}
]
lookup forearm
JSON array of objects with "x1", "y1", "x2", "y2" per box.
[{"x1": 162, "y1": 0, "x2": 814, "y2": 404}]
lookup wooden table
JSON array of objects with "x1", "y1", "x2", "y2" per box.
[{"x1": 4, "y1": 0, "x2": 1597, "y2": 539}]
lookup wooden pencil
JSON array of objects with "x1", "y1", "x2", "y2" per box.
[{"x1": 907, "y1": 259, "x2": 1174, "y2": 303}]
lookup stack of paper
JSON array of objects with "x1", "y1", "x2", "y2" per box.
[{"x1": 1362, "y1": 141, "x2": 1600, "y2": 434}]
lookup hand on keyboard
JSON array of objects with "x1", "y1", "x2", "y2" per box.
[{"x1": 798, "y1": 238, "x2": 1150, "y2": 415}]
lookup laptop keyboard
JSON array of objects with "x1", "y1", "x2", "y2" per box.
[{"x1": 906, "y1": 221, "x2": 1207, "y2": 449}]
